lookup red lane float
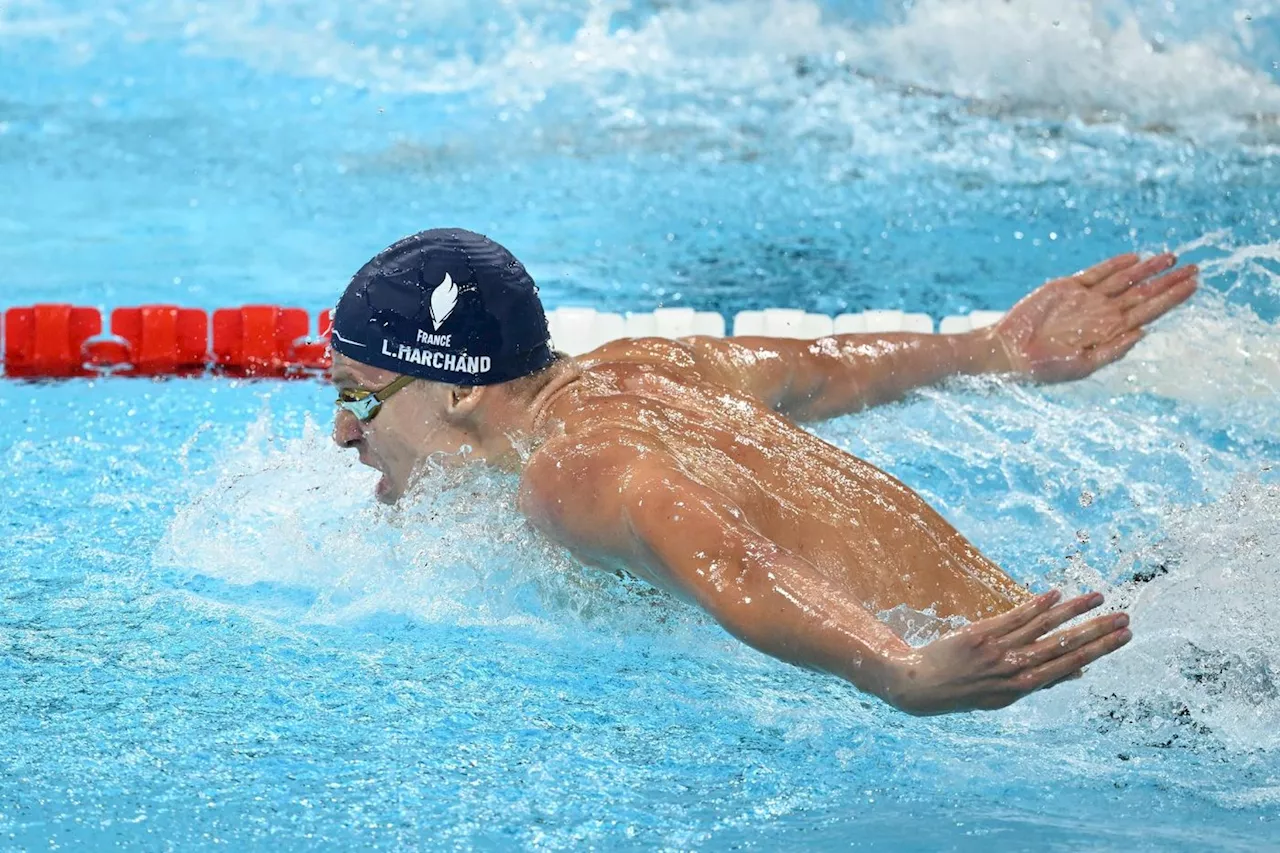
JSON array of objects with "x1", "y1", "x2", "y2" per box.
[
  {"x1": 0, "y1": 304, "x2": 333, "y2": 378},
  {"x1": 119, "y1": 306, "x2": 210, "y2": 374},
  {"x1": 4, "y1": 304, "x2": 103, "y2": 377},
  {"x1": 213, "y1": 306, "x2": 308, "y2": 376},
  {"x1": 84, "y1": 306, "x2": 211, "y2": 375}
]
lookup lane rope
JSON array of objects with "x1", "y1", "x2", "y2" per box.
[{"x1": 0, "y1": 303, "x2": 1006, "y2": 378}]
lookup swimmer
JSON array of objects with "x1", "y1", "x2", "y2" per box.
[{"x1": 329, "y1": 229, "x2": 1198, "y2": 715}]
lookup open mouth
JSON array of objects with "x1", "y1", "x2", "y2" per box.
[{"x1": 351, "y1": 444, "x2": 394, "y2": 501}]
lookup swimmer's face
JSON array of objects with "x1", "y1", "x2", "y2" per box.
[{"x1": 330, "y1": 354, "x2": 466, "y2": 503}]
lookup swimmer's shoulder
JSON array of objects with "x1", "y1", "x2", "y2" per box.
[
  {"x1": 576, "y1": 336, "x2": 749, "y2": 396},
  {"x1": 518, "y1": 425, "x2": 674, "y2": 557},
  {"x1": 578, "y1": 336, "x2": 703, "y2": 370},
  {"x1": 577, "y1": 336, "x2": 775, "y2": 402},
  {"x1": 520, "y1": 425, "x2": 672, "y2": 509}
]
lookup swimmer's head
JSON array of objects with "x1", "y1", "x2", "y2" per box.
[{"x1": 328, "y1": 228, "x2": 559, "y2": 503}]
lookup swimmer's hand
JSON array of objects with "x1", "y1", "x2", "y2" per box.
[
  {"x1": 885, "y1": 590, "x2": 1131, "y2": 716},
  {"x1": 987, "y1": 253, "x2": 1198, "y2": 383}
]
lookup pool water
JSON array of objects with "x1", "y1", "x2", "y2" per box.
[{"x1": 2, "y1": 0, "x2": 1279, "y2": 849}]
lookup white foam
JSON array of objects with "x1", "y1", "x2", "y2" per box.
[
  {"x1": 1087, "y1": 237, "x2": 1280, "y2": 410},
  {"x1": 10, "y1": 0, "x2": 1278, "y2": 142},
  {"x1": 1016, "y1": 476, "x2": 1280, "y2": 762},
  {"x1": 846, "y1": 0, "x2": 1280, "y2": 134},
  {"x1": 1090, "y1": 302, "x2": 1280, "y2": 408}
]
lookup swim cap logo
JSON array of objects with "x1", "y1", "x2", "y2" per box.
[{"x1": 429, "y1": 273, "x2": 459, "y2": 331}]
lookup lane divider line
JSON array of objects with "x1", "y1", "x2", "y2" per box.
[{"x1": 0, "y1": 304, "x2": 1005, "y2": 378}]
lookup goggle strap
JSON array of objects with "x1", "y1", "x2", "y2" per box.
[{"x1": 374, "y1": 375, "x2": 417, "y2": 402}]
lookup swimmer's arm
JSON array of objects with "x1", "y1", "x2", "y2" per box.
[
  {"x1": 683, "y1": 331, "x2": 1007, "y2": 421},
  {"x1": 617, "y1": 463, "x2": 914, "y2": 702},
  {"x1": 615, "y1": 462, "x2": 1131, "y2": 715},
  {"x1": 683, "y1": 253, "x2": 1198, "y2": 421},
  {"x1": 522, "y1": 442, "x2": 1132, "y2": 715},
  {"x1": 520, "y1": 438, "x2": 911, "y2": 702}
]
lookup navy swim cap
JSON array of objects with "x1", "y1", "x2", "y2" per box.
[{"x1": 331, "y1": 229, "x2": 555, "y2": 385}]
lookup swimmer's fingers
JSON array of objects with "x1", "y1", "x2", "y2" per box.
[
  {"x1": 1114, "y1": 264, "x2": 1198, "y2": 313},
  {"x1": 1072, "y1": 253, "x2": 1140, "y2": 288},
  {"x1": 1003, "y1": 625, "x2": 1132, "y2": 693},
  {"x1": 1095, "y1": 252, "x2": 1177, "y2": 298},
  {"x1": 1121, "y1": 266, "x2": 1199, "y2": 329},
  {"x1": 997, "y1": 591, "x2": 1106, "y2": 648},
  {"x1": 1000, "y1": 612, "x2": 1129, "y2": 673},
  {"x1": 979, "y1": 590, "x2": 1062, "y2": 638}
]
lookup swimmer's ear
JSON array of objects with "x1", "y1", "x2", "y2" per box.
[{"x1": 445, "y1": 384, "x2": 484, "y2": 418}]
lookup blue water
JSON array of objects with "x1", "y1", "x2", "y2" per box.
[{"x1": 2, "y1": 1, "x2": 1280, "y2": 849}]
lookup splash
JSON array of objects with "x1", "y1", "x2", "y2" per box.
[
  {"x1": 1086, "y1": 236, "x2": 1280, "y2": 410},
  {"x1": 7, "y1": 0, "x2": 1279, "y2": 141},
  {"x1": 846, "y1": 0, "x2": 1280, "y2": 134},
  {"x1": 1014, "y1": 477, "x2": 1280, "y2": 771},
  {"x1": 155, "y1": 412, "x2": 696, "y2": 634}
]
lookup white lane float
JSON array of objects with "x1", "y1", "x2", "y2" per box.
[{"x1": 544, "y1": 307, "x2": 1005, "y2": 355}]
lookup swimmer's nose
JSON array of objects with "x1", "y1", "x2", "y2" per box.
[{"x1": 333, "y1": 409, "x2": 363, "y2": 448}]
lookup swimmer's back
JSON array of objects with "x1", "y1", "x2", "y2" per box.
[{"x1": 528, "y1": 336, "x2": 1028, "y2": 620}]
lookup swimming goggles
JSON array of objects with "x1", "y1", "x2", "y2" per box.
[{"x1": 335, "y1": 375, "x2": 416, "y2": 423}]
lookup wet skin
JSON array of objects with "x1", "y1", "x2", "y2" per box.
[
  {"x1": 527, "y1": 336, "x2": 1028, "y2": 619},
  {"x1": 332, "y1": 252, "x2": 1198, "y2": 715}
]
